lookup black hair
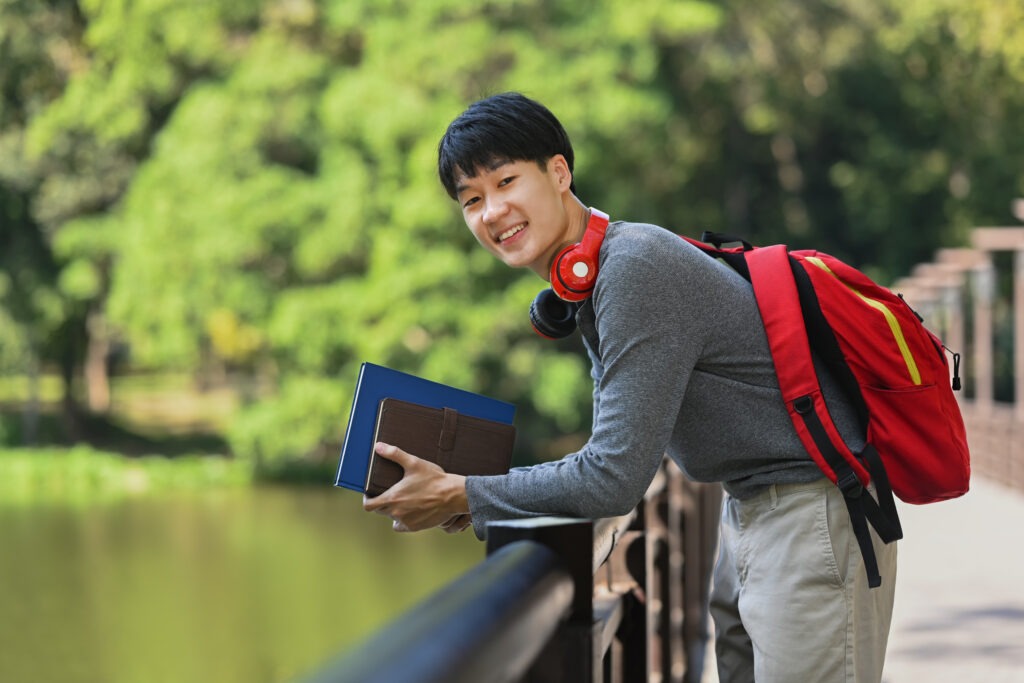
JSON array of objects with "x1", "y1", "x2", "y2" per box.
[{"x1": 437, "y1": 92, "x2": 576, "y2": 199}]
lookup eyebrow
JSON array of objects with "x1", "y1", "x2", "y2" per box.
[{"x1": 455, "y1": 158, "x2": 513, "y2": 195}]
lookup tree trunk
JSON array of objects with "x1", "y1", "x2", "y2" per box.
[
  {"x1": 21, "y1": 351, "x2": 40, "y2": 446},
  {"x1": 85, "y1": 309, "x2": 111, "y2": 413},
  {"x1": 60, "y1": 347, "x2": 82, "y2": 442}
]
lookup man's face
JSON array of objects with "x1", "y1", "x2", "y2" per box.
[{"x1": 454, "y1": 155, "x2": 574, "y2": 278}]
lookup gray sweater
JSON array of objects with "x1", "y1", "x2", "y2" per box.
[{"x1": 466, "y1": 221, "x2": 862, "y2": 538}]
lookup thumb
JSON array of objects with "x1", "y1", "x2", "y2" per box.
[{"x1": 374, "y1": 442, "x2": 415, "y2": 467}]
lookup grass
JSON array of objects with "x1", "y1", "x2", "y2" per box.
[
  {"x1": 0, "y1": 446, "x2": 252, "y2": 505},
  {"x1": 0, "y1": 372, "x2": 252, "y2": 504}
]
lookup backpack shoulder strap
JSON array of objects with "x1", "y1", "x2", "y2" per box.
[
  {"x1": 682, "y1": 235, "x2": 750, "y2": 280},
  {"x1": 744, "y1": 246, "x2": 860, "y2": 479},
  {"x1": 743, "y1": 246, "x2": 902, "y2": 587}
]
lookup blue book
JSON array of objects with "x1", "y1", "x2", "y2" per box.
[{"x1": 335, "y1": 363, "x2": 516, "y2": 492}]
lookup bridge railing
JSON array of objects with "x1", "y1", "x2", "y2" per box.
[{"x1": 304, "y1": 460, "x2": 722, "y2": 683}]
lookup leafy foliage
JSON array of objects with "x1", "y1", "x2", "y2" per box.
[{"x1": 1, "y1": 0, "x2": 1021, "y2": 467}]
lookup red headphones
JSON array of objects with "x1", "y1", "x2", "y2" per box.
[
  {"x1": 549, "y1": 207, "x2": 610, "y2": 302},
  {"x1": 530, "y1": 207, "x2": 609, "y2": 339}
]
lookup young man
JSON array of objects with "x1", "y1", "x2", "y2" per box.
[{"x1": 362, "y1": 92, "x2": 897, "y2": 683}]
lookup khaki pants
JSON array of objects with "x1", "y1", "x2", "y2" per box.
[{"x1": 710, "y1": 479, "x2": 897, "y2": 683}]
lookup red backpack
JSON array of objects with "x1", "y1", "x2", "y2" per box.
[{"x1": 689, "y1": 233, "x2": 971, "y2": 587}]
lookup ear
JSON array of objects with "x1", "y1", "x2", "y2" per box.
[{"x1": 547, "y1": 154, "x2": 573, "y2": 191}]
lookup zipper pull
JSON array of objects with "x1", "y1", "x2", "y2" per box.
[{"x1": 943, "y1": 346, "x2": 962, "y2": 391}]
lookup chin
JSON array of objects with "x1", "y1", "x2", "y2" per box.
[
  {"x1": 493, "y1": 246, "x2": 527, "y2": 268},
  {"x1": 501, "y1": 252, "x2": 539, "y2": 271}
]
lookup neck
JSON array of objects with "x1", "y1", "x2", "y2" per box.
[
  {"x1": 567, "y1": 199, "x2": 590, "y2": 243},
  {"x1": 533, "y1": 199, "x2": 593, "y2": 281}
]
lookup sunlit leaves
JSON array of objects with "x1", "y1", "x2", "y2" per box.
[{"x1": 3, "y1": 0, "x2": 1022, "y2": 465}]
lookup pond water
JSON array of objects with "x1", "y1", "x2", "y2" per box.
[{"x1": 0, "y1": 485, "x2": 483, "y2": 683}]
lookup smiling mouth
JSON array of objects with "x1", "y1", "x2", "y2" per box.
[{"x1": 498, "y1": 223, "x2": 526, "y2": 243}]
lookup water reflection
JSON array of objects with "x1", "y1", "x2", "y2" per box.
[{"x1": 0, "y1": 486, "x2": 483, "y2": 683}]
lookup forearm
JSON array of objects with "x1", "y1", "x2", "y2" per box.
[{"x1": 465, "y1": 443, "x2": 667, "y2": 540}]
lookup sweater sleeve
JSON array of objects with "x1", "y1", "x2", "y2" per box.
[{"x1": 466, "y1": 225, "x2": 715, "y2": 538}]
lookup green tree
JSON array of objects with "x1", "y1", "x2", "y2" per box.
[
  {"x1": 651, "y1": 0, "x2": 1024, "y2": 278},
  {"x1": 0, "y1": 0, "x2": 86, "y2": 440},
  {"x1": 82, "y1": 0, "x2": 727, "y2": 470},
  {"x1": 6, "y1": 0, "x2": 1022, "y2": 470}
]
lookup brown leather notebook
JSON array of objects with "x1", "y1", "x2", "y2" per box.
[{"x1": 365, "y1": 398, "x2": 516, "y2": 497}]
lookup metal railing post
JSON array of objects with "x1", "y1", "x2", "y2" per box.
[{"x1": 486, "y1": 518, "x2": 595, "y2": 683}]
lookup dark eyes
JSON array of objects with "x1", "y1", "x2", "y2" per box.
[{"x1": 461, "y1": 176, "x2": 516, "y2": 209}]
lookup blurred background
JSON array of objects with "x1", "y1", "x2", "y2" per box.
[{"x1": 1, "y1": 0, "x2": 1022, "y2": 681}]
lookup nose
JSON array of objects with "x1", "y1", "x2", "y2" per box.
[{"x1": 482, "y1": 195, "x2": 508, "y2": 224}]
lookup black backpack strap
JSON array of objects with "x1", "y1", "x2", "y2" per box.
[
  {"x1": 700, "y1": 231, "x2": 754, "y2": 251},
  {"x1": 858, "y1": 445, "x2": 903, "y2": 541},
  {"x1": 788, "y1": 260, "x2": 903, "y2": 587},
  {"x1": 840, "y1": 449, "x2": 903, "y2": 588},
  {"x1": 789, "y1": 259, "x2": 869, "y2": 429},
  {"x1": 792, "y1": 394, "x2": 886, "y2": 587},
  {"x1": 842, "y1": 494, "x2": 883, "y2": 588},
  {"x1": 689, "y1": 233, "x2": 752, "y2": 281}
]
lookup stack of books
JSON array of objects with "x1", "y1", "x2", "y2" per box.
[{"x1": 335, "y1": 363, "x2": 516, "y2": 496}]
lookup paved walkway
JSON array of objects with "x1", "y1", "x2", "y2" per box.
[
  {"x1": 883, "y1": 475, "x2": 1024, "y2": 682},
  {"x1": 699, "y1": 475, "x2": 1024, "y2": 682}
]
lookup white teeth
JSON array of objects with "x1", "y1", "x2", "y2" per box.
[{"x1": 498, "y1": 224, "x2": 525, "y2": 242}]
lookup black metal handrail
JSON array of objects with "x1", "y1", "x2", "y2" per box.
[
  {"x1": 304, "y1": 460, "x2": 722, "y2": 683},
  {"x1": 304, "y1": 540, "x2": 574, "y2": 683}
]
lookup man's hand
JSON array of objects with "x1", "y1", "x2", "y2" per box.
[{"x1": 362, "y1": 442, "x2": 470, "y2": 532}]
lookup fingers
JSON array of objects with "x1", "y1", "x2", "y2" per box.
[
  {"x1": 373, "y1": 442, "x2": 413, "y2": 467},
  {"x1": 372, "y1": 508, "x2": 470, "y2": 534},
  {"x1": 444, "y1": 514, "x2": 472, "y2": 534},
  {"x1": 362, "y1": 443, "x2": 446, "y2": 515},
  {"x1": 362, "y1": 493, "x2": 388, "y2": 514},
  {"x1": 361, "y1": 444, "x2": 413, "y2": 513},
  {"x1": 440, "y1": 513, "x2": 472, "y2": 534},
  {"x1": 360, "y1": 456, "x2": 467, "y2": 533}
]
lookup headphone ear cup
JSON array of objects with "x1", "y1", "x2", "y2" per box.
[
  {"x1": 548, "y1": 208, "x2": 609, "y2": 302},
  {"x1": 550, "y1": 245, "x2": 597, "y2": 302},
  {"x1": 529, "y1": 288, "x2": 579, "y2": 339}
]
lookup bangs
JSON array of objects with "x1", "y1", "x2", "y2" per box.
[{"x1": 437, "y1": 92, "x2": 574, "y2": 199}]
